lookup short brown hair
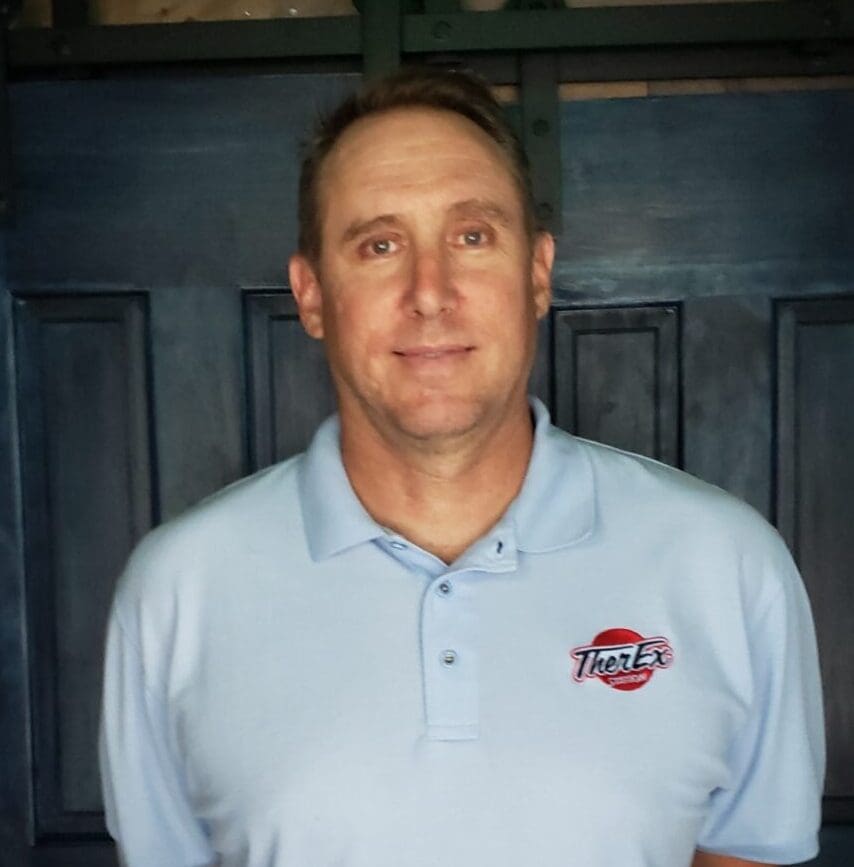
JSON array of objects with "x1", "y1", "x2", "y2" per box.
[{"x1": 297, "y1": 66, "x2": 538, "y2": 265}]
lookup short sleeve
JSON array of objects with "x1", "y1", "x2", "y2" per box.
[
  {"x1": 99, "y1": 603, "x2": 217, "y2": 867},
  {"x1": 697, "y1": 537, "x2": 825, "y2": 864}
]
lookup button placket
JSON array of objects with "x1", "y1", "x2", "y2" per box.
[{"x1": 421, "y1": 575, "x2": 479, "y2": 741}]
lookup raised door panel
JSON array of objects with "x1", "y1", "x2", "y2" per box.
[
  {"x1": 552, "y1": 304, "x2": 680, "y2": 465},
  {"x1": 14, "y1": 294, "x2": 153, "y2": 845},
  {"x1": 245, "y1": 290, "x2": 336, "y2": 470},
  {"x1": 777, "y1": 296, "x2": 854, "y2": 825}
]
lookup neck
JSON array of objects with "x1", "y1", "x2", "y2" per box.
[{"x1": 340, "y1": 400, "x2": 535, "y2": 564}]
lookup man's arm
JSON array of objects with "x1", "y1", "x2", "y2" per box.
[
  {"x1": 99, "y1": 574, "x2": 217, "y2": 867},
  {"x1": 693, "y1": 852, "x2": 775, "y2": 867}
]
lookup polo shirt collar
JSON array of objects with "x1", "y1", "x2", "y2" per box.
[
  {"x1": 298, "y1": 397, "x2": 596, "y2": 562},
  {"x1": 507, "y1": 397, "x2": 596, "y2": 553},
  {"x1": 298, "y1": 415, "x2": 384, "y2": 561}
]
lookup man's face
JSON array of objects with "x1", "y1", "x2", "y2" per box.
[{"x1": 290, "y1": 106, "x2": 554, "y2": 446}]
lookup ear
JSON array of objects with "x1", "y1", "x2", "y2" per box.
[
  {"x1": 288, "y1": 253, "x2": 325, "y2": 340},
  {"x1": 530, "y1": 231, "x2": 555, "y2": 320}
]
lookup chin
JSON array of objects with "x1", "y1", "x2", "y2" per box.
[{"x1": 384, "y1": 394, "x2": 490, "y2": 442}]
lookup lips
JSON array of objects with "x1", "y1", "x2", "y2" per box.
[{"x1": 393, "y1": 344, "x2": 474, "y2": 359}]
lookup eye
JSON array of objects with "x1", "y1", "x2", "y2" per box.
[
  {"x1": 454, "y1": 227, "x2": 492, "y2": 248},
  {"x1": 372, "y1": 239, "x2": 393, "y2": 254},
  {"x1": 360, "y1": 237, "x2": 400, "y2": 258}
]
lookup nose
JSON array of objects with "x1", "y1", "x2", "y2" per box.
[{"x1": 404, "y1": 245, "x2": 458, "y2": 319}]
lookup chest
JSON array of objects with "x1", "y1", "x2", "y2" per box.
[{"x1": 170, "y1": 553, "x2": 748, "y2": 866}]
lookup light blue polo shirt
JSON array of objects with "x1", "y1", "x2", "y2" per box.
[{"x1": 99, "y1": 398, "x2": 824, "y2": 867}]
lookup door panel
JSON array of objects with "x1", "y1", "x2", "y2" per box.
[
  {"x1": 777, "y1": 297, "x2": 854, "y2": 821},
  {"x1": 14, "y1": 294, "x2": 153, "y2": 843},
  {"x1": 682, "y1": 295, "x2": 772, "y2": 517},
  {"x1": 245, "y1": 291, "x2": 336, "y2": 471},
  {"x1": 553, "y1": 304, "x2": 679, "y2": 463}
]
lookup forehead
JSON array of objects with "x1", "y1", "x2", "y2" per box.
[{"x1": 318, "y1": 106, "x2": 521, "y2": 212}]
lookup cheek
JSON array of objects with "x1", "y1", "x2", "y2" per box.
[
  {"x1": 323, "y1": 293, "x2": 392, "y2": 376},
  {"x1": 477, "y1": 279, "x2": 536, "y2": 338},
  {"x1": 485, "y1": 302, "x2": 540, "y2": 374}
]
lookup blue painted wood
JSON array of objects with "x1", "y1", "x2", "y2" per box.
[
  {"x1": 14, "y1": 294, "x2": 154, "y2": 841},
  {"x1": 7, "y1": 74, "x2": 358, "y2": 292},
  {"x1": 0, "y1": 74, "x2": 851, "y2": 864},
  {"x1": 0, "y1": 245, "x2": 30, "y2": 867},
  {"x1": 555, "y1": 90, "x2": 854, "y2": 303}
]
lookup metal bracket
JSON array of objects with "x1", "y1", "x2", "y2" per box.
[
  {"x1": 358, "y1": 0, "x2": 462, "y2": 80},
  {"x1": 359, "y1": 0, "x2": 403, "y2": 81},
  {"x1": 51, "y1": 0, "x2": 88, "y2": 28},
  {"x1": 519, "y1": 52, "x2": 561, "y2": 235}
]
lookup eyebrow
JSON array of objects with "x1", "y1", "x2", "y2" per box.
[
  {"x1": 341, "y1": 214, "x2": 403, "y2": 245},
  {"x1": 339, "y1": 198, "x2": 515, "y2": 246},
  {"x1": 449, "y1": 198, "x2": 514, "y2": 227}
]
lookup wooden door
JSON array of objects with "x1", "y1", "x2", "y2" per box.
[{"x1": 0, "y1": 73, "x2": 851, "y2": 866}]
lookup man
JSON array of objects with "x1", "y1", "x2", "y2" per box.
[{"x1": 99, "y1": 67, "x2": 824, "y2": 867}]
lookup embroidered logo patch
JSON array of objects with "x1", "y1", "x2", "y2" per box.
[{"x1": 570, "y1": 628, "x2": 674, "y2": 691}]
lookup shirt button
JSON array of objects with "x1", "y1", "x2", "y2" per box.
[
  {"x1": 389, "y1": 541, "x2": 407, "y2": 550},
  {"x1": 437, "y1": 580, "x2": 452, "y2": 596},
  {"x1": 440, "y1": 649, "x2": 457, "y2": 666}
]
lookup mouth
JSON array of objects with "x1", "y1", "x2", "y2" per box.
[{"x1": 393, "y1": 345, "x2": 475, "y2": 360}]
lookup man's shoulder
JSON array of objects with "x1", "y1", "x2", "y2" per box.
[
  {"x1": 115, "y1": 453, "x2": 305, "y2": 609},
  {"x1": 561, "y1": 429, "x2": 783, "y2": 550},
  {"x1": 558, "y1": 430, "x2": 801, "y2": 609}
]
